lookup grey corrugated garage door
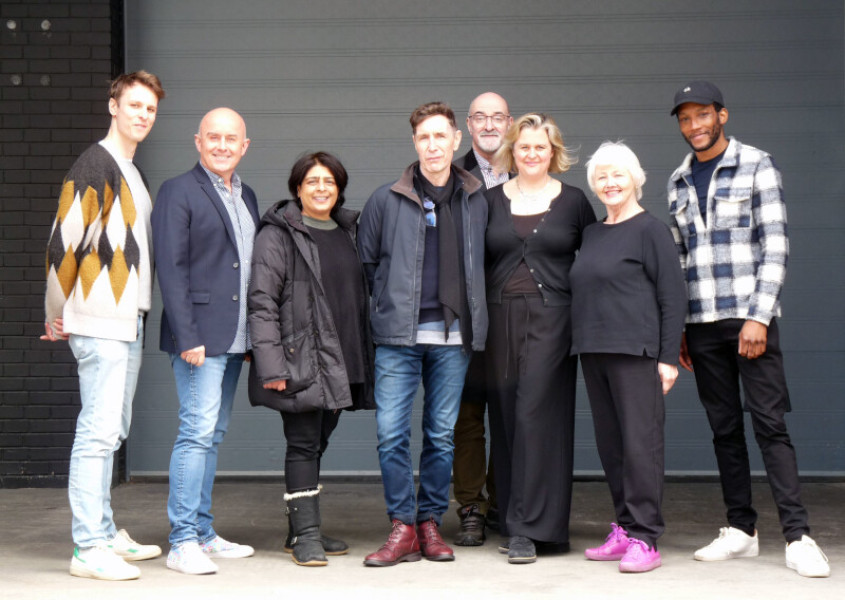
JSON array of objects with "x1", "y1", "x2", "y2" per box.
[{"x1": 125, "y1": 0, "x2": 845, "y2": 476}]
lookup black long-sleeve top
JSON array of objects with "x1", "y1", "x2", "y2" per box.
[
  {"x1": 570, "y1": 210, "x2": 687, "y2": 365},
  {"x1": 485, "y1": 183, "x2": 596, "y2": 306}
]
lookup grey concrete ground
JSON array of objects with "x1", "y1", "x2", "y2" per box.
[{"x1": 1, "y1": 480, "x2": 842, "y2": 600}]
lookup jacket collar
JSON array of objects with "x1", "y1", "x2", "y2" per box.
[
  {"x1": 671, "y1": 136, "x2": 738, "y2": 183},
  {"x1": 190, "y1": 162, "x2": 239, "y2": 247},
  {"x1": 390, "y1": 162, "x2": 483, "y2": 206},
  {"x1": 277, "y1": 199, "x2": 359, "y2": 234}
]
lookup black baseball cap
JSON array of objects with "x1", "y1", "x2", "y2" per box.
[{"x1": 670, "y1": 81, "x2": 725, "y2": 115}]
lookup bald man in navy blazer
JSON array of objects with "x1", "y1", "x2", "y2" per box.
[{"x1": 152, "y1": 107, "x2": 259, "y2": 575}]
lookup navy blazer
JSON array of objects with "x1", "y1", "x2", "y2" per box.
[{"x1": 152, "y1": 162, "x2": 260, "y2": 356}]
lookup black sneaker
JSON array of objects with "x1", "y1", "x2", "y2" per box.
[
  {"x1": 507, "y1": 535, "x2": 537, "y2": 564},
  {"x1": 454, "y1": 504, "x2": 486, "y2": 546}
]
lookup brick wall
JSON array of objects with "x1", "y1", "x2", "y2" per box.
[{"x1": 0, "y1": 0, "x2": 121, "y2": 488}]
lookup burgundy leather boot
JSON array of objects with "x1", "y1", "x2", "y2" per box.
[
  {"x1": 363, "y1": 519, "x2": 421, "y2": 567},
  {"x1": 417, "y1": 517, "x2": 455, "y2": 561}
]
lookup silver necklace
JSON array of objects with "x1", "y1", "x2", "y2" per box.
[{"x1": 516, "y1": 177, "x2": 552, "y2": 204}]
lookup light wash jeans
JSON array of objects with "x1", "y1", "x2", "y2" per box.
[
  {"x1": 374, "y1": 344, "x2": 470, "y2": 526},
  {"x1": 68, "y1": 316, "x2": 143, "y2": 548},
  {"x1": 167, "y1": 352, "x2": 244, "y2": 546}
]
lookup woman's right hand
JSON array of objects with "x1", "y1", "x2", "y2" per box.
[
  {"x1": 657, "y1": 362, "x2": 679, "y2": 395},
  {"x1": 263, "y1": 379, "x2": 287, "y2": 391}
]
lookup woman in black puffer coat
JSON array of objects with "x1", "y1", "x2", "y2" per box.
[{"x1": 247, "y1": 151, "x2": 374, "y2": 567}]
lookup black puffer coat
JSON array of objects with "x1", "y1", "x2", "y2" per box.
[{"x1": 247, "y1": 200, "x2": 375, "y2": 413}]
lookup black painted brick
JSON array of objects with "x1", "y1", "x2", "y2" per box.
[{"x1": 1, "y1": 0, "x2": 119, "y2": 488}]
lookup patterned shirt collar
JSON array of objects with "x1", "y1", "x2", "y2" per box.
[
  {"x1": 200, "y1": 163, "x2": 242, "y2": 197},
  {"x1": 474, "y1": 149, "x2": 510, "y2": 188}
]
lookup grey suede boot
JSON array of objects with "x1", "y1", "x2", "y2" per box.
[{"x1": 284, "y1": 488, "x2": 328, "y2": 567}]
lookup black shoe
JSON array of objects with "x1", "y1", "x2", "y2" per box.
[
  {"x1": 507, "y1": 535, "x2": 537, "y2": 564},
  {"x1": 486, "y1": 507, "x2": 500, "y2": 532},
  {"x1": 454, "y1": 504, "x2": 486, "y2": 546},
  {"x1": 536, "y1": 540, "x2": 570, "y2": 555}
]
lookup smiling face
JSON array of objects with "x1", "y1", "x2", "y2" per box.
[
  {"x1": 592, "y1": 164, "x2": 638, "y2": 211},
  {"x1": 466, "y1": 92, "x2": 511, "y2": 160},
  {"x1": 297, "y1": 163, "x2": 338, "y2": 220},
  {"x1": 194, "y1": 108, "x2": 250, "y2": 184},
  {"x1": 512, "y1": 127, "x2": 553, "y2": 178},
  {"x1": 413, "y1": 114, "x2": 462, "y2": 185},
  {"x1": 109, "y1": 82, "x2": 159, "y2": 147},
  {"x1": 676, "y1": 102, "x2": 729, "y2": 160}
]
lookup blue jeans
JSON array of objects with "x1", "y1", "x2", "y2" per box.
[
  {"x1": 68, "y1": 316, "x2": 143, "y2": 548},
  {"x1": 167, "y1": 352, "x2": 244, "y2": 546},
  {"x1": 374, "y1": 344, "x2": 470, "y2": 526}
]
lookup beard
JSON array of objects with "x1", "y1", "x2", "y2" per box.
[
  {"x1": 475, "y1": 132, "x2": 503, "y2": 155},
  {"x1": 684, "y1": 120, "x2": 724, "y2": 154}
]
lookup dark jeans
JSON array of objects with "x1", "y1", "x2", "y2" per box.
[
  {"x1": 281, "y1": 409, "x2": 342, "y2": 493},
  {"x1": 686, "y1": 318, "x2": 809, "y2": 542}
]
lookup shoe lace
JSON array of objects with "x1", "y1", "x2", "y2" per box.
[
  {"x1": 606, "y1": 523, "x2": 626, "y2": 543},
  {"x1": 385, "y1": 521, "x2": 407, "y2": 546},
  {"x1": 419, "y1": 521, "x2": 439, "y2": 543},
  {"x1": 627, "y1": 538, "x2": 649, "y2": 557}
]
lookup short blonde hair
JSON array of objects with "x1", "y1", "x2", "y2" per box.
[
  {"x1": 494, "y1": 113, "x2": 575, "y2": 174},
  {"x1": 585, "y1": 141, "x2": 646, "y2": 201}
]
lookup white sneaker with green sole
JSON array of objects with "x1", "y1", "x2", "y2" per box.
[{"x1": 70, "y1": 545, "x2": 141, "y2": 581}]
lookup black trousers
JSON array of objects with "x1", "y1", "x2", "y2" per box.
[
  {"x1": 581, "y1": 353, "x2": 665, "y2": 548},
  {"x1": 686, "y1": 318, "x2": 809, "y2": 542},
  {"x1": 280, "y1": 409, "x2": 342, "y2": 493},
  {"x1": 486, "y1": 295, "x2": 576, "y2": 542}
]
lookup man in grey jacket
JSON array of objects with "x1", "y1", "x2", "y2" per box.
[{"x1": 358, "y1": 101, "x2": 488, "y2": 567}]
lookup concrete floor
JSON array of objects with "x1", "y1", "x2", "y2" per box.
[{"x1": 1, "y1": 479, "x2": 842, "y2": 600}]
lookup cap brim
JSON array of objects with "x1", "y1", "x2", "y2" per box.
[{"x1": 670, "y1": 96, "x2": 719, "y2": 115}]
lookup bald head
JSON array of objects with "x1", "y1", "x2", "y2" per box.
[
  {"x1": 195, "y1": 107, "x2": 250, "y2": 186},
  {"x1": 469, "y1": 92, "x2": 509, "y2": 117},
  {"x1": 466, "y1": 92, "x2": 512, "y2": 161}
]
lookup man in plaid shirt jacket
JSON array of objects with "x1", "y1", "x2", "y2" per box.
[{"x1": 667, "y1": 81, "x2": 829, "y2": 578}]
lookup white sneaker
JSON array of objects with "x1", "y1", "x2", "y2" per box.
[
  {"x1": 785, "y1": 535, "x2": 830, "y2": 578},
  {"x1": 694, "y1": 527, "x2": 759, "y2": 561},
  {"x1": 200, "y1": 535, "x2": 255, "y2": 559},
  {"x1": 107, "y1": 529, "x2": 162, "y2": 561},
  {"x1": 70, "y1": 544, "x2": 141, "y2": 581},
  {"x1": 167, "y1": 541, "x2": 218, "y2": 575}
]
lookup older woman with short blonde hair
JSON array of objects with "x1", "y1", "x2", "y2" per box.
[{"x1": 570, "y1": 141, "x2": 687, "y2": 573}]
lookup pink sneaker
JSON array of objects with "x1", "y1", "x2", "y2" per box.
[
  {"x1": 619, "y1": 538, "x2": 661, "y2": 573},
  {"x1": 585, "y1": 523, "x2": 629, "y2": 561}
]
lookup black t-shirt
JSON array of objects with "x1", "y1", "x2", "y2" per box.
[
  {"x1": 307, "y1": 224, "x2": 367, "y2": 384},
  {"x1": 503, "y1": 212, "x2": 544, "y2": 296},
  {"x1": 690, "y1": 149, "x2": 726, "y2": 225}
]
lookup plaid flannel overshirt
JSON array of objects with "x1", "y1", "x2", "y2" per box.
[{"x1": 667, "y1": 137, "x2": 788, "y2": 326}]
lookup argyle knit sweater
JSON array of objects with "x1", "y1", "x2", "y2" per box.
[{"x1": 45, "y1": 143, "x2": 151, "y2": 341}]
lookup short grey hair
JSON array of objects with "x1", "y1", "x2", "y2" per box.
[{"x1": 585, "y1": 141, "x2": 646, "y2": 200}]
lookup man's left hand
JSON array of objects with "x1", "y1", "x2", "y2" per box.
[{"x1": 738, "y1": 320, "x2": 768, "y2": 360}]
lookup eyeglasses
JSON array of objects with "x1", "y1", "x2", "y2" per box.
[
  {"x1": 423, "y1": 198, "x2": 437, "y2": 227},
  {"x1": 469, "y1": 112, "x2": 510, "y2": 126}
]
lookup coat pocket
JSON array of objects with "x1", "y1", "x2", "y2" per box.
[
  {"x1": 712, "y1": 192, "x2": 752, "y2": 229},
  {"x1": 279, "y1": 329, "x2": 318, "y2": 394}
]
